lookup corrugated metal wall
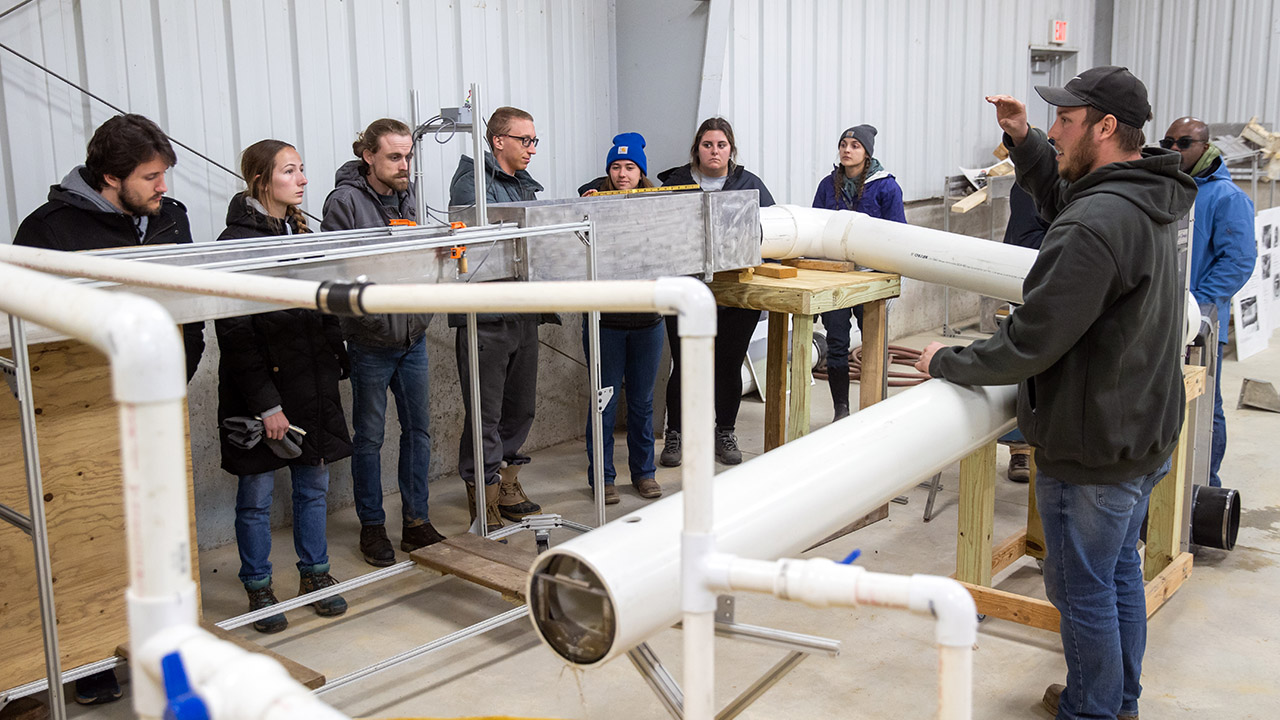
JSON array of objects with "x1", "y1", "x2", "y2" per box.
[
  {"x1": 1112, "y1": 0, "x2": 1280, "y2": 136},
  {"x1": 716, "y1": 0, "x2": 1097, "y2": 204},
  {"x1": 0, "y1": 0, "x2": 615, "y2": 243}
]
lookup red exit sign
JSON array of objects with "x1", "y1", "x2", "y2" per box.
[{"x1": 1052, "y1": 20, "x2": 1069, "y2": 44}]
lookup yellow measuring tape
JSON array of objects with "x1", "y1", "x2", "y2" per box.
[{"x1": 590, "y1": 184, "x2": 700, "y2": 196}]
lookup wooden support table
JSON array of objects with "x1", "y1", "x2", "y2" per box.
[
  {"x1": 956, "y1": 365, "x2": 1207, "y2": 632},
  {"x1": 706, "y1": 267, "x2": 901, "y2": 452}
]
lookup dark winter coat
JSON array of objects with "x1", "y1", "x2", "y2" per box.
[
  {"x1": 930, "y1": 128, "x2": 1196, "y2": 485},
  {"x1": 810, "y1": 164, "x2": 906, "y2": 222},
  {"x1": 445, "y1": 152, "x2": 556, "y2": 328},
  {"x1": 1002, "y1": 182, "x2": 1050, "y2": 250},
  {"x1": 215, "y1": 193, "x2": 352, "y2": 476},
  {"x1": 320, "y1": 159, "x2": 432, "y2": 349},
  {"x1": 656, "y1": 164, "x2": 776, "y2": 207},
  {"x1": 13, "y1": 166, "x2": 205, "y2": 380}
]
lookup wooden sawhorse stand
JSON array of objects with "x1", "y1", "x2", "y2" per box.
[
  {"x1": 954, "y1": 365, "x2": 1206, "y2": 631},
  {"x1": 706, "y1": 266, "x2": 902, "y2": 452}
]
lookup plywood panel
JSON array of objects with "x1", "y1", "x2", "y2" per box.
[{"x1": 0, "y1": 340, "x2": 199, "y2": 688}]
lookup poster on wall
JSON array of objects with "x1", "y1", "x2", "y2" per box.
[{"x1": 1234, "y1": 208, "x2": 1280, "y2": 360}]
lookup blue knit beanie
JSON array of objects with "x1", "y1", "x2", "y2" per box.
[{"x1": 606, "y1": 132, "x2": 648, "y2": 176}]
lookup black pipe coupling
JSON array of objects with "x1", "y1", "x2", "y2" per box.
[{"x1": 316, "y1": 278, "x2": 374, "y2": 316}]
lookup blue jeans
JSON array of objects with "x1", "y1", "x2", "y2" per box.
[
  {"x1": 235, "y1": 463, "x2": 331, "y2": 584},
  {"x1": 1209, "y1": 342, "x2": 1226, "y2": 487},
  {"x1": 349, "y1": 336, "x2": 432, "y2": 525},
  {"x1": 1036, "y1": 455, "x2": 1172, "y2": 720},
  {"x1": 583, "y1": 320, "x2": 664, "y2": 484}
]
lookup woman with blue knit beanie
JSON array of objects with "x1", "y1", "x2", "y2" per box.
[
  {"x1": 811, "y1": 124, "x2": 906, "y2": 420},
  {"x1": 577, "y1": 133, "x2": 664, "y2": 504}
]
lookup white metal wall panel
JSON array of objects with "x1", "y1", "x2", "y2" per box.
[
  {"x1": 0, "y1": 0, "x2": 614, "y2": 243},
  {"x1": 716, "y1": 0, "x2": 1096, "y2": 204},
  {"x1": 1113, "y1": 0, "x2": 1279, "y2": 137}
]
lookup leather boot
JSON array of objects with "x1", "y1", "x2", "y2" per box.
[
  {"x1": 466, "y1": 481, "x2": 504, "y2": 534},
  {"x1": 497, "y1": 462, "x2": 542, "y2": 520},
  {"x1": 828, "y1": 365, "x2": 851, "y2": 421}
]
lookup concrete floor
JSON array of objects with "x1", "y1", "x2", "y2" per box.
[{"x1": 53, "y1": 326, "x2": 1280, "y2": 719}]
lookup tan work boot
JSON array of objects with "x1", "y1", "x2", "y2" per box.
[
  {"x1": 497, "y1": 462, "x2": 542, "y2": 520},
  {"x1": 1041, "y1": 683, "x2": 1138, "y2": 719},
  {"x1": 466, "y1": 481, "x2": 504, "y2": 534}
]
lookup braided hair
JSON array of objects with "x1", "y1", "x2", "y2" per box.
[{"x1": 831, "y1": 160, "x2": 872, "y2": 211}]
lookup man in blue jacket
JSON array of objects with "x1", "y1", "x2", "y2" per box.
[
  {"x1": 917, "y1": 67, "x2": 1195, "y2": 720},
  {"x1": 1161, "y1": 116, "x2": 1256, "y2": 487}
]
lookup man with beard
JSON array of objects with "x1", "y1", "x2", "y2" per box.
[
  {"x1": 12, "y1": 113, "x2": 204, "y2": 705},
  {"x1": 915, "y1": 67, "x2": 1196, "y2": 719},
  {"x1": 322, "y1": 118, "x2": 442, "y2": 565}
]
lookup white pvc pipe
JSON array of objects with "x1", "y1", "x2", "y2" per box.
[
  {"x1": 0, "y1": 263, "x2": 191, "y2": 719},
  {"x1": 530, "y1": 379, "x2": 1015, "y2": 667},
  {"x1": 706, "y1": 556, "x2": 975, "y2": 719},
  {"x1": 759, "y1": 205, "x2": 1038, "y2": 303}
]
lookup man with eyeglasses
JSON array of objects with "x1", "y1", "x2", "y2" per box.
[
  {"x1": 1162, "y1": 116, "x2": 1257, "y2": 488},
  {"x1": 447, "y1": 106, "x2": 552, "y2": 534}
]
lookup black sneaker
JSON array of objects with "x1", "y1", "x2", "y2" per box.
[
  {"x1": 298, "y1": 566, "x2": 347, "y2": 617},
  {"x1": 73, "y1": 670, "x2": 122, "y2": 705},
  {"x1": 401, "y1": 521, "x2": 446, "y2": 552},
  {"x1": 359, "y1": 524, "x2": 395, "y2": 567},
  {"x1": 715, "y1": 429, "x2": 743, "y2": 465},
  {"x1": 243, "y1": 578, "x2": 288, "y2": 634},
  {"x1": 659, "y1": 429, "x2": 682, "y2": 467}
]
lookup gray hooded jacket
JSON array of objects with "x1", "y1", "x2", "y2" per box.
[{"x1": 321, "y1": 160, "x2": 432, "y2": 348}]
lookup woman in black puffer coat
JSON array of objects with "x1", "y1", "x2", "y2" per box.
[{"x1": 214, "y1": 139, "x2": 351, "y2": 633}]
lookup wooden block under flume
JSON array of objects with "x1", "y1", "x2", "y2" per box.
[
  {"x1": 117, "y1": 622, "x2": 325, "y2": 690},
  {"x1": 754, "y1": 264, "x2": 798, "y2": 279},
  {"x1": 781, "y1": 258, "x2": 860, "y2": 273},
  {"x1": 713, "y1": 267, "x2": 754, "y2": 283},
  {"x1": 0, "y1": 340, "x2": 200, "y2": 689},
  {"x1": 410, "y1": 534, "x2": 537, "y2": 602}
]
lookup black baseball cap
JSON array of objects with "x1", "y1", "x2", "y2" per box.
[{"x1": 1035, "y1": 66, "x2": 1151, "y2": 129}]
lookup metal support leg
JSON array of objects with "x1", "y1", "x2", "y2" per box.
[
  {"x1": 627, "y1": 643, "x2": 684, "y2": 720},
  {"x1": 466, "y1": 313, "x2": 488, "y2": 537},
  {"x1": 715, "y1": 652, "x2": 808, "y2": 720},
  {"x1": 9, "y1": 316, "x2": 67, "y2": 719},
  {"x1": 580, "y1": 225, "x2": 607, "y2": 527},
  {"x1": 923, "y1": 472, "x2": 943, "y2": 522}
]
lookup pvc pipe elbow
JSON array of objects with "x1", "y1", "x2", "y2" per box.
[
  {"x1": 908, "y1": 574, "x2": 978, "y2": 648},
  {"x1": 103, "y1": 295, "x2": 187, "y2": 404},
  {"x1": 655, "y1": 277, "x2": 717, "y2": 337}
]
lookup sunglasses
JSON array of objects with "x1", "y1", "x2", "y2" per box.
[{"x1": 1159, "y1": 136, "x2": 1202, "y2": 150}]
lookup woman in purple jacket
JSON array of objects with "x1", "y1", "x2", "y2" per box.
[{"x1": 812, "y1": 125, "x2": 906, "y2": 420}]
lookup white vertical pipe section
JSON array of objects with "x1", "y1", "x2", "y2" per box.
[
  {"x1": 938, "y1": 645, "x2": 973, "y2": 720},
  {"x1": 0, "y1": 262, "x2": 190, "y2": 719},
  {"x1": 759, "y1": 205, "x2": 1038, "y2": 304},
  {"x1": 679, "y1": 335, "x2": 717, "y2": 720}
]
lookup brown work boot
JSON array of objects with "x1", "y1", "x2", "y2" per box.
[
  {"x1": 497, "y1": 462, "x2": 542, "y2": 520},
  {"x1": 1007, "y1": 444, "x2": 1032, "y2": 483},
  {"x1": 593, "y1": 482, "x2": 620, "y2": 505},
  {"x1": 466, "y1": 481, "x2": 504, "y2": 534},
  {"x1": 1040, "y1": 683, "x2": 1137, "y2": 719},
  {"x1": 632, "y1": 476, "x2": 662, "y2": 499}
]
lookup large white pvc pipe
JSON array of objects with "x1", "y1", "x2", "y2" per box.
[
  {"x1": 530, "y1": 379, "x2": 1015, "y2": 667},
  {"x1": 759, "y1": 205, "x2": 1038, "y2": 303},
  {"x1": 707, "y1": 557, "x2": 975, "y2": 720},
  {"x1": 0, "y1": 263, "x2": 191, "y2": 719}
]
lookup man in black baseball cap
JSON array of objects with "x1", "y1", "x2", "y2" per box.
[{"x1": 915, "y1": 68, "x2": 1195, "y2": 720}]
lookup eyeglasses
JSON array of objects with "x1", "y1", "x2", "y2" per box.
[
  {"x1": 501, "y1": 134, "x2": 539, "y2": 149},
  {"x1": 1159, "y1": 136, "x2": 1202, "y2": 150}
]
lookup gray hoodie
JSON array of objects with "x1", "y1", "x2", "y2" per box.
[{"x1": 320, "y1": 159, "x2": 432, "y2": 349}]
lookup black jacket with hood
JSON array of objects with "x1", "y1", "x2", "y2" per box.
[
  {"x1": 320, "y1": 159, "x2": 432, "y2": 349},
  {"x1": 13, "y1": 166, "x2": 205, "y2": 380},
  {"x1": 215, "y1": 193, "x2": 352, "y2": 476},
  {"x1": 930, "y1": 128, "x2": 1197, "y2": 485}
]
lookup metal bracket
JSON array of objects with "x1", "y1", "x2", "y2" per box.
[{"x1": 597, "y1": 385, "x2": 615, "y2": 413}]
